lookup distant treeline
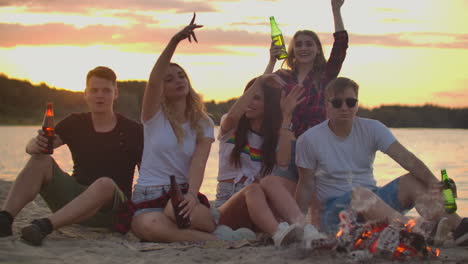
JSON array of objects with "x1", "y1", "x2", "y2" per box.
[{"x1": 1, "y1": 74, "x2": 467, "y2": 128}]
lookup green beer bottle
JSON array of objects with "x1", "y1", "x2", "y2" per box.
[
  {"x1": 269, "y1": 16, "x2": 288, "y2": 60},
  {"x1": 441, "y1": 169, "x2": 457, "y2": 214}
]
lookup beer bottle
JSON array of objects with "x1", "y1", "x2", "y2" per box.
[
  {"x1": 169, "y1": 175, "x2": 191, "y2": 229},
  {"x1": 269, "y1": 16, "x2": 288, "y2": 60},
  {"x1": 42, "y1": 102, "x2": 55, "y2": 154},
  {"x1": 441, "y1": 169, "x2": 457, "y2": 214}
]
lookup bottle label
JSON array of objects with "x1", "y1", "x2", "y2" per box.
[{"x1": 272, "y1": 35, "x2": 288, "y2": 60}]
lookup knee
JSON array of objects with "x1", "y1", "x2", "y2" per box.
[
  {"x1": 89, "y1": 177, "x2": 116, "y2": 197},
  {"x1": 132, "y1": 214, "x2": 163, "y2": 239},
  {"x1": 351, "y1": 187, "x2": 375, "y2": 203},
  {"x1": 244, "y1": 183, "x2": 263, "y2": 198},
  {"x1": 259, "y1": 175, "x2": 281, "y2": 191},
  {"x1": 29, "y1": 154, "x2": 53, "y2": 170}
]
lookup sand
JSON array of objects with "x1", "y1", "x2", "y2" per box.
[{"x1": 1, "y1": 179, "x2": 467, "y2": 264}]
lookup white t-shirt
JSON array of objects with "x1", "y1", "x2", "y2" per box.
[
  {"x1": 137, "y1": 110, "x2": 214, "y2": 186},
  {"x1": 295, "y1": 117, "x2": 396, "y2": 204},
  {"x1": 217, "y1": 114, "x2": 264, "y2": 185}
]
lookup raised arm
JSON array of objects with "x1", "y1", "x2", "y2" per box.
[
  {"x1": 220, "y1": 74, "x2": 286, "y2": 135},
  {"x1": 331, "y1": 0, "x2": 345, "y2": 32},
  {"x1": 141, "y1": 14, "x2": 202, "y2": 122},
  {"x1": 296, "y1": 167, "x2": 321, "y2": 228},
  {"x1": 264, "y1": 40, "x2": 283, "y2": 74},
  {"x1": 276, "y1": 85, "x2": 305, "y2": 167},
  {"x1": 386, "y1": 141, "x2": 439, "y2": 187}
]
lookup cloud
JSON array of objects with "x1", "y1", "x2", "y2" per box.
[
  {"x1": 0, "y1": 0, "x2": 217, "y2": 13},
  {"x1": 348, "y1": 32, "x2": 468, "y2": 49},
  {"x1": 2, "y1": 22, "x2": 468, "y2": 51}
]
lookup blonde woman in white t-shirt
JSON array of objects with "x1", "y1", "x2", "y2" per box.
[
  {"x1": 129, "y1": 15, "x2": 218, "y2": 242},
  {"x1": 216, "y1": 75, "x2": 307, "y2": 247}
]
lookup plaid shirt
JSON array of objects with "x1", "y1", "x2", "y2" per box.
[
  {"x1": 113, "y1": 188, "x2": 210, "y2": 234},
  {"x1": 276, "y1": 31, "x2": 348, "y2": 138}
]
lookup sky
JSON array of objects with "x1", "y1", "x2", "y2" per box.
[{"x1": 0, "y1": 0, "x2": 467, "y2": 108}]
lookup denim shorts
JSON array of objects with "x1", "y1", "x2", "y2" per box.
[
  {"x1": 214, "y1": 181, "x2": 248, "y2": 208},
  {"x1": 321, "y1": 177, "x2": 412, "y2": 234},
  {"x1": 132, "y1": 183, "x2": 188, "y2": 216},
  {"x1": 271, "y1": 140, "x2": 298, "y2": 182}
]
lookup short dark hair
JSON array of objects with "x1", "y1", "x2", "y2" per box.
[
  {"x1": 326, "y1": 77, "x2": 359, "y2": 98},
  {"x1": 86, "y1": 66, "x2": 117, "y2": 85}
]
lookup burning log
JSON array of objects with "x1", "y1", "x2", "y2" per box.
[{"x1": 304, "y1": 210, "x2": 441, "y2": 261}]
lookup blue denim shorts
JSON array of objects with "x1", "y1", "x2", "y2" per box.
[
  {"x1": 271, "y1": 140, "x2": 298, "y2": 182},
  {"x1": 214, "y1": 181, "x2": 248, "y2": 208},
  {"x1": 321, "y1": 177, "x2": 412, "y2": 234},
  {"x1": 132, "y1": 183, "x2": 188, "y2": 216}
]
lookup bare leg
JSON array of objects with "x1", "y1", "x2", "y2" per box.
[
  {"x1": 397, "y1": 173, "x2": 462, "y2": 230},
  {"x1": 219, "y1": 184, "x2": 279, "y2": 235},
  {"x1": 165, "y1": 200, "x2": 216, "y2": 233},
  {"x1": 351, "y1": 187, "x2": 409, "y2": 225},
  {"x1": 260, "y1": 175, "x2": 305, "y2": 225},
  {"x1": 48, "y1": 177, "x2": 116, "y2": 229},
  {"x1": 2, "y1": 155, "x2": 53, "y2": 216},
  {"x1": 131, "y1": 211, "x2": 216, "y2": 242}
]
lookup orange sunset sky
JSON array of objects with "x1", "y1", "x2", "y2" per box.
[{"x1": 0, "y1": 0, "x2": 467, "y2": 108}]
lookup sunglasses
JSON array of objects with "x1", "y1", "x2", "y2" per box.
[{"x1": 329, "y1": 98, "x2": 358, "y2": 108}]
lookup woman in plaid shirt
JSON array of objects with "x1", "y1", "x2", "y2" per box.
[{"x1": 259, "y1": 0, "x2": 349, "y2": 230}]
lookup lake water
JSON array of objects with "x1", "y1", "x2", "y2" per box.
[{"x1": 1, "y1": 126, "x2": 467, "y2": 217}]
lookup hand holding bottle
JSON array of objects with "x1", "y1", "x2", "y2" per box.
[{"x1": 179, "y1": 192, "x2": 199, "y2": 219}]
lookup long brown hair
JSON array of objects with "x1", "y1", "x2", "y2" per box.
[
  {"x1": 162, "y1": 63, "x2": 211, "y2": 143},
  {"x1": 229, "y1": 79, "x2": 282, "y2": 177},
  {"x1": 282, "y1": 30, "x2": 326, "y2": 77}
]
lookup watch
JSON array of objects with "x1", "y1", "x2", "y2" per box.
[{"x1": 281, "y1": 123, "x2": 293, "y2": 131}]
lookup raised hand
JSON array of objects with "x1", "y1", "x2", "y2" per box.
[
  {"x1": 281, "y1": 84, "x2": 305, "y2": 117},
  {"x1": 269, "y1": 40, "x2": 283, "y2": 61},
  {"x1": 173, "y1": 12, "x2": 203, "y2": 43},
  {"x1": 331, "y1": 0, "x2": 345, "y2": 11},
  {"x1": 259, "y1": 73, "x2": 286, "y2": 90}
]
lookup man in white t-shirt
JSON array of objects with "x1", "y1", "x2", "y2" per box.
[{"x1": 295, "y1": 77, "x2": 468, "y2": 246}]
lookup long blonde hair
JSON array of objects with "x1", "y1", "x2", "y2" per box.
[{"x1": 161, "y1": 63, "x2": 211, "y2": 143}]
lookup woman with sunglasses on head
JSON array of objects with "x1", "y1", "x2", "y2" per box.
[
  {"x1": 213, "y1": 76, "x2": 305, "y2": 246},
  {"x1": 258, "y1": 0, "x2": 349, "y2": 233},
  {"x1": 125, "y1": 14, "x2": 218, "y2": 242}
]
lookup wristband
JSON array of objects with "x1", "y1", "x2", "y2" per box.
[{"x1": 281, "y1": 123, "x2": 293, "y2": 131}]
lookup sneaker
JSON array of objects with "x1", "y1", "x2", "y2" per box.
[
  {"x1": 0, "y1": 211, "x2": 13, "y2": 237},
  {"x1": 429, "y1": 217, "x2": 451, "y2": 247},
  {"x1": 454, "y1": 217, "x2": 468, "y2": 247},
  {"x1": 272, "y1": 222, "x2": 303, "y2": 247},
  {"x1": 213, "y1": 225, "x2": 256, "y2": 241},
  {"x1": 21, "y1": 218, "x2": 53, "y2": 246},
  {"x1": 302, "y1": 224, "x2": 326, "y2": 249}
]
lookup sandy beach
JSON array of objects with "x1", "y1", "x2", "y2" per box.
[{"x1": 1, "y1": 179, "x2": 468, "y2": 264}]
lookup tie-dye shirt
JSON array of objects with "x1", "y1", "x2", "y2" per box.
[{"x1": 217, "y1": 115, "x2": 266, "y2": 185}]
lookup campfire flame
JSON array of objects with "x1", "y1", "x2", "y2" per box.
[{"x1": 404, "y1": 219, "x2": 417, "y2": 232}]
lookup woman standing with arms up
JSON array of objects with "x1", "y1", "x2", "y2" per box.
[
  {"x1": 129, "y1": 14, "x2": 217, "y2": 242},
  {"x1": 260, "y1": 0, "x2": 349, "y2": 230}
]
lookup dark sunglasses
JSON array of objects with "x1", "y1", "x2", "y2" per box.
[{"x1": 329, "y1": 98, "x2": 358, "y2": 108}]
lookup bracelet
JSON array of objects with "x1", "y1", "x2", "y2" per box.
[
  {"x1": 187, "y1": 192, "x2": 198, "y2": 201},
  {"x1": 281, "y1": 123, "x2": 293, "y2": 131}
]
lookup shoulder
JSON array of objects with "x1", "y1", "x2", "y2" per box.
[
  {"x1": 117, "y1": 113, "x2": 142, "y2": 128},
  {"x1": 199, "y1": 115, "x2": 215, "y2": 129},
  {"x1": 356, "y1": 117, "x2": 386, "y2": 128},
  {"x1": 57, "y1": 112, "x2": 88, "y2": 126}
]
